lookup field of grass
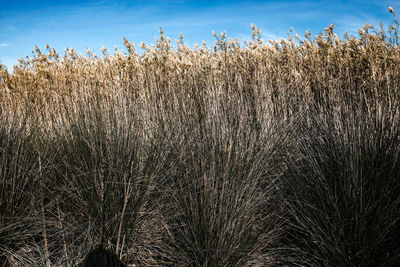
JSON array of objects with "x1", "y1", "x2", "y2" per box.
[{"x1": 0, "y1": 14, "x2": 400, "y2": 267}]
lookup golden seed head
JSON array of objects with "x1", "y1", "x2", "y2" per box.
[{"x1": 334, "y1": 34, "x2": 340, "y2": 44}]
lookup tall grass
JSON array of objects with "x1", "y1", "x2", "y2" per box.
[{"x1": 0, "y1": 9, "x2": 400, "y2": 266}]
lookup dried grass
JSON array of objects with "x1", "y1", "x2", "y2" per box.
[{"x1": 0, "y1": 10, "x2": 400, "y2": 266}]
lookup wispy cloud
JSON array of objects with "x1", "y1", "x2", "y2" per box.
[
  {"x1": 0, "y1": 43, "x2": 10, "y2": 47},
  {"x1": 5, "y1": 25, "x2": 17, "y2": 31}
]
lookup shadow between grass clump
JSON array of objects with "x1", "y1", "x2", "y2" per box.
[{"x1": 81, "y1": 246, "x2": 125, "y2": 267}]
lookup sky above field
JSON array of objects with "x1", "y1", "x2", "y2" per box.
[{"x1": 1, "y1": 0, "x2": 399, "y2": 71}]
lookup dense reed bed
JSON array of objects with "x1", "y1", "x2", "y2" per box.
[{"x1": 0, "y1": 11, "x2": 400, "y2": 266}]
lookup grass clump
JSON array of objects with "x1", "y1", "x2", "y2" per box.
[{"x1": 280, "y1": 99, "x2": 400, "y2": 266}]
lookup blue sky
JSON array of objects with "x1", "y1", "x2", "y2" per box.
[{"x1": 1, "y1": 0, "x2": 399, "y2": 71}]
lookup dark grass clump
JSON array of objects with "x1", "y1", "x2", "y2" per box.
[
  {"x1": 49, "y1": 92, "x2": 170, "y2": 266},
  {"x1": 153, "y1": 78, "x2": 291, "y2": 266},
  {"x1": 279, "y1": 99, "x2": 400, "y2": 266},
  {"x1": 0, "y1": 111, "x2": 42, "y2": 266}
]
